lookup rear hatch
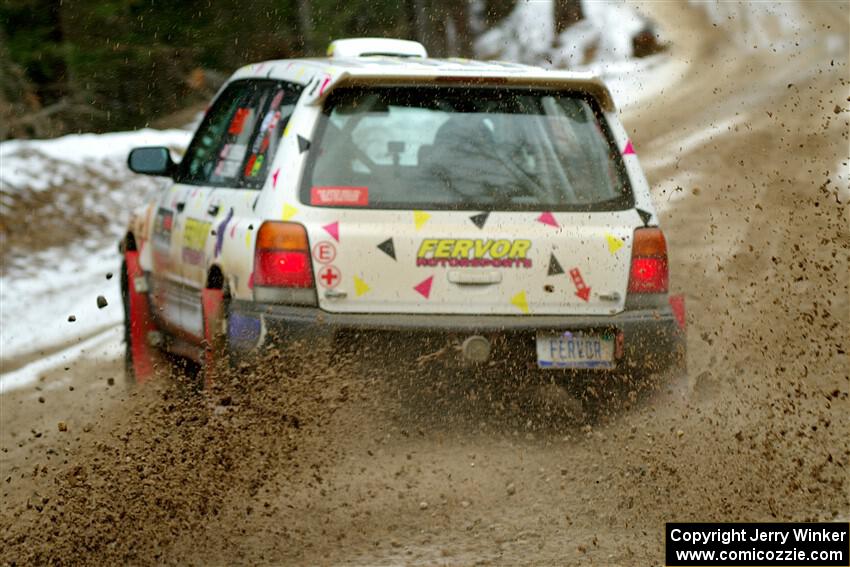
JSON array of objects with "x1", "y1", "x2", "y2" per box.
[{"x1": 300, "y1": 85, "x2": 637, "y2": 316}]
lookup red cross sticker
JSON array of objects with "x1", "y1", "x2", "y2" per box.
[{"x1": 318, "y1": 265, "x2": 340, "y2": 289}]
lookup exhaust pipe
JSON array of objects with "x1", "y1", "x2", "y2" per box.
[{"x1": 461, "y1": 335, "x2": 491, "y2": 363}]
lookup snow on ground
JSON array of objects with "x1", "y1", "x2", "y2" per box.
[
  {"x1": 475, "y1": 0, "x2": 679, "y2": 111},
  {"x1": 688, "y1": 0, "x2": 848, "y2": 58},
  {"x1": 585, "y1": 54, "x2": 680, "y2": 112},
  {"x1": 1, "y1": 245, "x2": 123, "y2": 361},
  {"x1": 0, "y1": 129, "x2": 190, "y2": 192},
  {"x1": 0, "y1": 128, "x2": 191, "y2": 393},
  {"x1": 641, "y1": 114, "x2": 749, "y2": 176},
  {"x1": 476, "y1": 0, "x2": 649, "y2": 66}
]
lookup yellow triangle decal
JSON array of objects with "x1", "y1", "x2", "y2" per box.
[
  {"x1": 282, "y1": 204, "x2": 298, "y2": 221},
  {"x1": 606, "y1": 232, "x2": 624, "y2": 255},
  {"x1": 354, "y1": 276, "x2": 370, "y2": 297},
  {"x1": 413, "y1": 210, "x2": 431, "y2": 230},
  {"x1": 283, "y1": 123, "x2": 291, "y2": 138},
  {"x1": 245, "y1": 230, "x2": 251, "y2": 249},
  {"x1": 511, "y1": 291, "x2": 529, "y2": 314}
]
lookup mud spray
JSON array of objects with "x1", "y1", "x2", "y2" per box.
[{"x1": 1, "y1": 2, "x2": 848, "y2": 565}]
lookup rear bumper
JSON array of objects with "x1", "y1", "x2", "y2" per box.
[{"x1": 229, "y1": 299, "x2": 686, "y2": 371}]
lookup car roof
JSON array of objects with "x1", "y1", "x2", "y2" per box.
[{"x1": 228, "y1": 56, "x2": 617, "y2": 111}]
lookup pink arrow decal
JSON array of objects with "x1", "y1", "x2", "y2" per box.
[
  {"x1": 622, "y1": 140, "x2": 635, "y2": 155},
  {"x1": 319, "y1": 76, "x2": 331, "y2": 96},
  {"x1": 537, "y1": 211, "x2": 559, "y2": 228},
  {"x1": 229, "y1": 220, "x2": 239, "y2": 239},
  {"x1": 413, "y1": 276, "x2": 434, "y2": 299},
  {"x1": 322, "y1": 221, "x2": 339, "y2": 242},
  {"x1": 272, "y1": 168, "x2": 280, "y2": 188}
]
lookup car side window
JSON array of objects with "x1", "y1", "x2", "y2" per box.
[
  {"x1": 240, "y1": 83, "x2": 302, "y2": 189},
  {"x1": 179, "y1": 79, "x2": 302, "y2": 188}
]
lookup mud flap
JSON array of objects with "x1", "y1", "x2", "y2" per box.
[
  {"x1": 669, "y1": 294, "x2": 686, "y2": 331},
  {"x1": 125, "y1": 250, "x2": 159, "y2": 383},
  {"x1": 669, "y1": 294, "x2": 687, "y2": 374},
  {"x1": 201, "y1": 288, "x2": 225, "y2": 389}
]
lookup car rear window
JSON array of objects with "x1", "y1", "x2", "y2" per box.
[{"x1": 301, "y1": 86, "x2": 633, "y2": 211}]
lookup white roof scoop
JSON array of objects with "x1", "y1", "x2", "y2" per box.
[{"x1": 327, "y1": 38, "x2": 428, "y2": 59}]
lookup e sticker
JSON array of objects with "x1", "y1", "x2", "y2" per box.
[
  {"x1": 312, "y1": 241, "x2": 337, "y2": 264},
  {"x1": 311, "y1": 186, "x2": 368, "y2": 207}
]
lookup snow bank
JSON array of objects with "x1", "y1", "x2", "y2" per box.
[
  {"x1": 473, "y1": 0, "x2": 672, "y2": 110},
  {"x1": 0, "y1": 128, "x2": 190, "y2": 192},
  {"x1": 1, "y1": 245, "x2": 123, "y2": 362},
  {"x1": 1, "y1": 128, "x2": 191, "y2": 393},
  {"x1": 688, "y1": 1, "x2": 848, "y2": 55},
  {"x1": 475, "y1": 0, "x2": 651, "y2": 66}
]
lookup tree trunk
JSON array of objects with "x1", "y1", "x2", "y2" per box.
[
  {"x1": 0, "y1": 28, "x2": 43, "y2": 139},
  {"x1": 296, "y1": 0, "x2": 314, "y2": 55},
  {"x1": 448, "y1": 2, "x2": 473, "y2": 57},
  {"x1": 480, "y1": 0, "x2": 517, "y2": 29},
  {"x1": 413, "y1": 0, "x2": 430, "y2": 47},
  {"x1": 554, "y1": 0, "x2": 583, "y2": 35}
]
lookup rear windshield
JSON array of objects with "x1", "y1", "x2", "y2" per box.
[{"x1": 301, "y1": 86, "x2": 633, "y2": 211}]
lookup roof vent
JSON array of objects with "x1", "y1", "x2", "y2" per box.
[{"x1": 327, "y1": 38, "x2": 427, "y2": 59}]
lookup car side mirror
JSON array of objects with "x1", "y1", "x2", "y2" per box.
[{"x1": 128, "y1": 146, "x2": 176, "y2": 177}]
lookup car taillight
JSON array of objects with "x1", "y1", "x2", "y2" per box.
[
  {"x1": 628, "y1": 227, "x2": 669, "y2": 293},
  {"x1": 254, "y1": 222, "x2": 313, "y2": 288}
]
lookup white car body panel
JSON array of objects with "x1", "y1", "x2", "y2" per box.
[{"x1": 131, "y1": 52, "x2": 661, "y2": 329}]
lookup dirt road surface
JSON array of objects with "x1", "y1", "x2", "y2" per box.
[{"x1": 1, "y1": 2, "x2": 848, "y2": 565}]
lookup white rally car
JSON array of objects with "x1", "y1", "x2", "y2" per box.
[{"x1": 121, "y1": 38, "x2": 685, "y2": 386}]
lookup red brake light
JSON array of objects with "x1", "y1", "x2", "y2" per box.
[
  {"x1": 628, "y1": 228, "x2": 669, "y2": 293},
  {"x1": 254, "y1": 222, "x2": 313, "y2": 288}
]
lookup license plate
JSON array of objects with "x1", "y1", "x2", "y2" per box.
[{"x1": 536, "y1": 332, "x2": 615, "y2": 369}]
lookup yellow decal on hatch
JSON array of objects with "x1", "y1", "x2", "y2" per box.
[
  {"x1": 605, "y1": 232, "x2": 624, "y2": 255},
  {"x1": 413, "y1": 210, "x2": 430, "y2": 230},
  {"x1": 416, "y1": 238, "x2": 532, "y2": 268},
  {"x1": 511, "y1": 291, "x2": 529, "y2": 314},
  {"x1": 281, "y1": 203, "x2": 299, "y2": 221},
  {"x1": 353, "y1": 276, "x2": 370, "y2": 297}
]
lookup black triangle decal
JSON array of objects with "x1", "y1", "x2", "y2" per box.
[
  {"x1": 636, "y1": 208, "x2": 652, "y2": 227},
  {"x1": 377, "y1": 238, "x2": 396, "y2": 260},
  {"x1": 469, "y1": 212, "x2": 489, "y2": 229},
  {"x1": 547, "y1": 253, "x2": 564, "y2": 276},
  {"x1": 297, "y1": 135, "x2": 311, "y2": 153}
]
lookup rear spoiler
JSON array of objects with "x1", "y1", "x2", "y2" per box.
[{"x1": 305, "y1": 72, "x2": 617, "y2": 112}]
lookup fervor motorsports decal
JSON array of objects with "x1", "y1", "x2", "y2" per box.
[{"x1": 416, "y1": 238, "x2": 532, "y2": 268}]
